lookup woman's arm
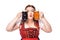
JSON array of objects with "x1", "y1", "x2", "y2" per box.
[
  {"x1": 39, "y1": 12, "x2": 52, "y2": 33},
  {"x1": 6, "y1": 12, "x2": 22, "y2": 32}
]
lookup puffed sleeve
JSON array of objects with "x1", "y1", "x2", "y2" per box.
[
  {"x1": 39, "y1": 19, "x2": 44, "y2": 28},
  {"x1": 16, "y1": 16, "x2": 22, "y2": 27}
]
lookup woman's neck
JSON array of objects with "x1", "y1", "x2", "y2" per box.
[{"x1": 27, "y1": 19, "x2": 34, "y2": 24}]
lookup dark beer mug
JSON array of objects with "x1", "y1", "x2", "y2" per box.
[{"x1": 22, "y1": 11, "x2": 28, "y2": 22}]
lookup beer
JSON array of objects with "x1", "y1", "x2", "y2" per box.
[
  {"x1": 33, "y1": 11, "x2": 40, "y2": 20},
  {"x1": 22, "y1": 11, "x2": 28, "y2": 22}
]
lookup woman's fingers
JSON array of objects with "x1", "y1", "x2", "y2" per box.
[
  {"x1": 16, "y1": 12, "x2": 22, "y2": 18},
  {"x1": 39, "y1": 12, "x2": 44, "y2": 19}
]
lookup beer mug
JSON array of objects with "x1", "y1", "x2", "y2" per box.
[
  {"x1": 22, "y1": 11, "x2": 28, "y2": 22},
  {"x1": 33, "y1": 11, "x2": 40, "y2": 20}
]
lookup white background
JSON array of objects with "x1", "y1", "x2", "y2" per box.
[{"x1": 0, "y1": 0, "x2": 60, "y2": 40}]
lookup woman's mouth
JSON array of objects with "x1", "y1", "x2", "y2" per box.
[{"x1": 30, "y1": 15, "x2": 32, "y2": 17}]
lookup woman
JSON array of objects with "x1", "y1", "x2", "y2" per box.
[{"x1": 6, "y1": 5, "x2": 52, "y2": 40}]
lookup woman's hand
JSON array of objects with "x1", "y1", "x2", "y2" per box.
[
  {"x1": 16, "y1": 12, "x2": 22, "y2": 19},
  {"x1": 39, "y1": 11, "x2": 44, "y2": 20}
]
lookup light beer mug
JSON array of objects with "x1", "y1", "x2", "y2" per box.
[{"x1": 33, "y1": 11, "x2": 40, "y2": 20}]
